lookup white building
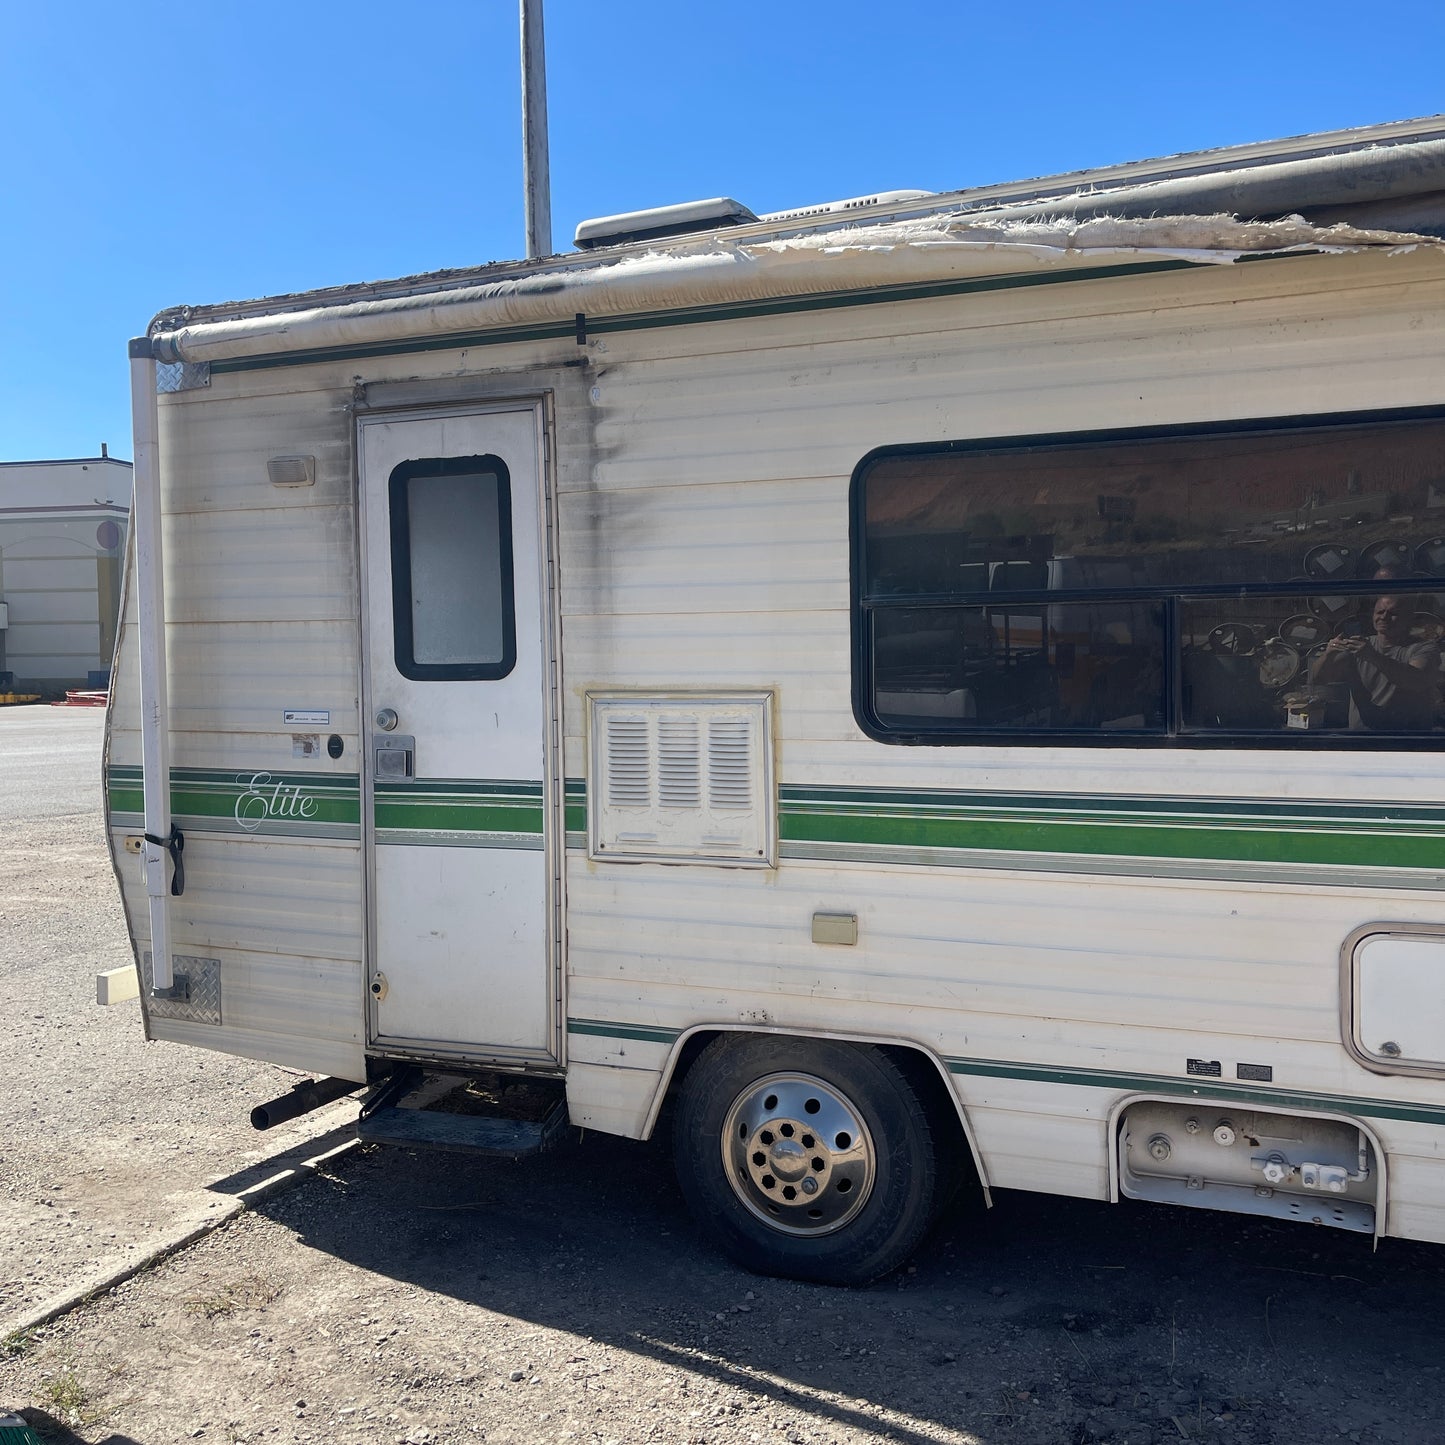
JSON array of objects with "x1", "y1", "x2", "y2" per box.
[{"x1": 0, "y1": 452, "x2": 132, "y2": 690}]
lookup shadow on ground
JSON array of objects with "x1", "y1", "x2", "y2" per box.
[
  {"x1": 18, "y1": 1407, "x2": 142, "y2": 1445},
  {"x1": 248, "y1": 1129, "x2": 1445, "y2": 1445}
]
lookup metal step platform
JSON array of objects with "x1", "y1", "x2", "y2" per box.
[{"x1": 356, "y1": 1070, "x2": 568, "y2": 1157}]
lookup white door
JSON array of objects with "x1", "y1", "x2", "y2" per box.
[{"x1": 359, "y1": 406, "x2": 554, "y2": 1059}]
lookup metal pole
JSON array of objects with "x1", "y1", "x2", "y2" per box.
[
  {"x1": 128, "y1": 338, "x2": 176, "y2": 994},
  {"x1": 520, "y1": 0, "x2": 552, "y2": 259}
]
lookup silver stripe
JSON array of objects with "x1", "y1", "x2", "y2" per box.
[
  {"x1": 374, "y1": 829, "x2": 545, "y2": 850},
  {"x1": 778, "y1": 839, "x2": 1445, "y2": 890}
]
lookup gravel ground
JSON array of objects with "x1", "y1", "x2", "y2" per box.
[
  {"x1": 5, "y1": 708, "x2": 1445, "y2": 1445},
  {"x1": 4, "y1": 1129, "x2": 1445, "y2": 1445},
  {"x1": 0, "y1": 707, "x2": 355, "y2": 1331}
]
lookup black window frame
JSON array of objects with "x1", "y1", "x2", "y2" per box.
[
  {"x1": 850, "y1": 404, "x2": 1445, "y2": 750},
  {"x1": 389, "y1": 454, "x2": 517, "y2": 682}
]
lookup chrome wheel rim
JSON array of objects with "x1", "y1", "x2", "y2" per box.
[{"x1": 720, "y1": 1071, "x2": 876, "y2": 1236}]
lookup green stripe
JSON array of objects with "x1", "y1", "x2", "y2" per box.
[
  {"x1": 374, "y1": 777, "x2": 544, "y2": 837},
  {"x1": 780, "y1": 785, "x2": 1445, "y2": 828},
  {"x1": 387, "y1": 779, "x2": 543, "y2": 798},
  {"x1": 565, "y1": 776, "x2": 587, "y2": 834},
  {"x1": 205, "y1": 259, "x2": 1202, "y2": 376},
  {"x1": 567, "y1": 1018, "x2": 683, "y2": 1045},
  {"x1": 108, "y1": 765, "x2": 356, "y2": 790},
  {"x1": 374, "y1": 799, "x2": 544, "y2": 834},
  {"x1": 565, "y1": 1018, "x2": 1445, "y2": 1127},
  {"x1": 944, "y1": 1057, "x2": 1445, "y2": 1128},
  {"x1": 106, "y1": 767, "x2": 360, "y2": 832},
  {"x1": 778, "y1": 785, "x2": 1445, "y2": 872}
]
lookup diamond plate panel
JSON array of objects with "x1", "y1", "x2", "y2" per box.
[
  {"x1": 140, "y1": 952, "x2": 222, "y2": 1025},
  {"x1": 155, "y1": 361, "x2": 210, "y2": 394}
]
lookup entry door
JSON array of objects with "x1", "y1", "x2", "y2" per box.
[{"x1": 359, "y1": 407, "x2": 553, "y2": 1058}]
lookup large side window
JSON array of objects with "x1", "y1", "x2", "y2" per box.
[
  {"x1": 389, "y1": 455, "x2": 516, "y2": 681},
  {"x1": 853, "y1": 411, "x2": 1445, "y2": 746}
]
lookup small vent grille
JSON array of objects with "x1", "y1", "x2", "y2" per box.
[
  {"x1": 606, "y1": 716, "x2": 651, "y2": 808},
  {"x1": 658, "y1": 717, "x2": 701, "y2": 808},
  {"x1": 589, "y1": 692, "x2": 774, "y2": 866},
  {"x1": 708, "y1": 718, "x2": 753, "y2": 810}
]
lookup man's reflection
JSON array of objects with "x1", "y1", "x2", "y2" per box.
[{"x1": 1312, "y1": 595, "x2": 1441, "y2": 730}]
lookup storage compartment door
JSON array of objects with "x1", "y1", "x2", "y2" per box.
[{"x1": 1352, "y1": 931, "x2": 1445, "y2": 1072}]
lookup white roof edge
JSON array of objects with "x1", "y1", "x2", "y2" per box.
[{"x1": 151, "y1": 213, "x2": 1443, "y2": 367}]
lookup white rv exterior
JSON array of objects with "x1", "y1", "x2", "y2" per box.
[{"x1": 106, "y1": 118, "x2": 1445, "y2": 1281}]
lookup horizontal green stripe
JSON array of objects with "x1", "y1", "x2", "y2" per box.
[
  {"x1": 206, "y1": 259, "x2": 1201, "y2": 376},
  {"x1": 380, "y1": 779, "x2": 543, "y2": 799},
  {"x1": 780, "y1": 785, "x2": 1445, "y2": 828},
  {"x1": 109, "y1": 766, "x2": 357, "y2": 791},
  {"x1": 106, "y1": 788, "x2": 360, "y2": 827},
  {"x1": 565, "y1": 1019, "x2": 1445, "y2": 1128},
  {"x1": 107, "y1": 767, "x2": 361, "y2": 834},
  {"x1": 945, "y1": 1057, "x2": 1445, "y2": 1128},
  {"x1": 375, "y1": 777, "x2": 544, "y2": 837},
  {"x1": 778, "y1": 785, "x2": 1445, "y2": 871},
  {"x1": 567, "y1": 1018, "x2": 682, "y2": 1045},
  {"x1": 374, "y1": 800, "x2": 544, "y2": 834}
]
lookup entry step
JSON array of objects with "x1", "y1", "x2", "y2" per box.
[
  {"x1": 357, "y1": 1070, "x2": 568, "y2": 1157},
  {"x1": 358, "y1": 1102, "x2": 567, "y2": 1155}
]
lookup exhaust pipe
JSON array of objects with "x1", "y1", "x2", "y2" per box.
[{"x1": 250, "y1": 1076, "x2": 360, "y2": 1131}]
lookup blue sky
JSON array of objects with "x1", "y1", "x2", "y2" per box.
[{"x1": 3, "y1": 0, "x2": 1443, "y2": 463}]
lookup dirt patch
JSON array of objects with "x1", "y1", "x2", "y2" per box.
[
  {"x1": 0, "y1": 710, "x2": 356, "y2": 1331},
  {"x1": 4, "y1": 1132, "x2": 1445, "y2": 1445}
]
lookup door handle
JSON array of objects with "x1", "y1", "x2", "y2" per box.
[{"x1": 374, "y1": 733, "x2": 415, "y2": 780}]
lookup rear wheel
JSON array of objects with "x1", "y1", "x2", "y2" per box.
[{"x1": 673, "y1": 1034, "x2": 941, "y2": 1285}]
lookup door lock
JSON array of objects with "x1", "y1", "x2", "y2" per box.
[
  {"x1": 369, "y1": 971, "x2": 389, "y2": 1001},
  {"x1": 375, "y1": 707, "x2": 399, "y2": 731},
  {"x1": 374, "y1": 734, "x2": 415, "y2": 780}
]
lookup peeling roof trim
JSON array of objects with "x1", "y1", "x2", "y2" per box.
[{"x1": 153, "y1": 213, "x2": 1439, "y2": 372}]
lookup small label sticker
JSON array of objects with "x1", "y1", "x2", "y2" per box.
[
  {"x1": 284, "y1": 709, "x2": 330, "y2": 726},
  {"x1": 292, "y1": 734, "x2": 321, "y2": 759},
  {"x1": 1186, "y1": 1058, "x2": 1222, "y2": 1078},
  {"x1": 1236, "y1": 1062, "x2": 1274, "y2": 1082}
]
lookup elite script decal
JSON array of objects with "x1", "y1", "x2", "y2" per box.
[{"x1": 234, "y1": 772, "x2": 320, "y2": 831}]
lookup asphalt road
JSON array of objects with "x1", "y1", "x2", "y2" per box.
[{"x1": 0, "y1": 706, "x2": 354, "y2": 1332}]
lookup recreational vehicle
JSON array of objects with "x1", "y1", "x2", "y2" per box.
[{"x1": 108, "y1": 117, "x2": 1445, "y2": 1283}]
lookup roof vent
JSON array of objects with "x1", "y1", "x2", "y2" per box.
[
  {"x1": 574, "y1": 197, "x2": 758, "y2": 250},
  {"x1": 758, "y1": 189, "x2": 935, "y2": 225}
]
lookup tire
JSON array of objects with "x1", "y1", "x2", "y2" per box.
[{"x1": 672, "y1": 1034, "x2": 941, "y2": 1286}]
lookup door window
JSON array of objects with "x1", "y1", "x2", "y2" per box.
[{"x1": 388, "y1": 455, "x2": 516, "y2": 680}]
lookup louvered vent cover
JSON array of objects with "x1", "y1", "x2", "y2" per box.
[{"x1": 589, "y1": 693, "x2": 774, "y2": 866}]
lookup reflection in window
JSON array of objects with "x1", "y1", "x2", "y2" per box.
[
  {"x1": 872, "y1": 604, "x2": 1165, "y2": 732},
  {"x1": 854, "y1": 413, "x2": 1445, "y2": 743},
  {"x1": 1181, "y1": 593, "x2": 1444, "y2": 734}
]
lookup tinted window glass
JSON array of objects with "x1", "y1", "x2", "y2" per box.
[
  {"x1": 854, "y1": 413, "x2": 1445, "y2": 745},
  {"x1": 872, "y1": 602, "x2": 1165, "y2": 732},
  {"x1": 390, "y1": 456, "x2": 516, "y2": 681},
  {"x1": 862, "y1": 420, "x2": 1445, "y2": 596}
]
